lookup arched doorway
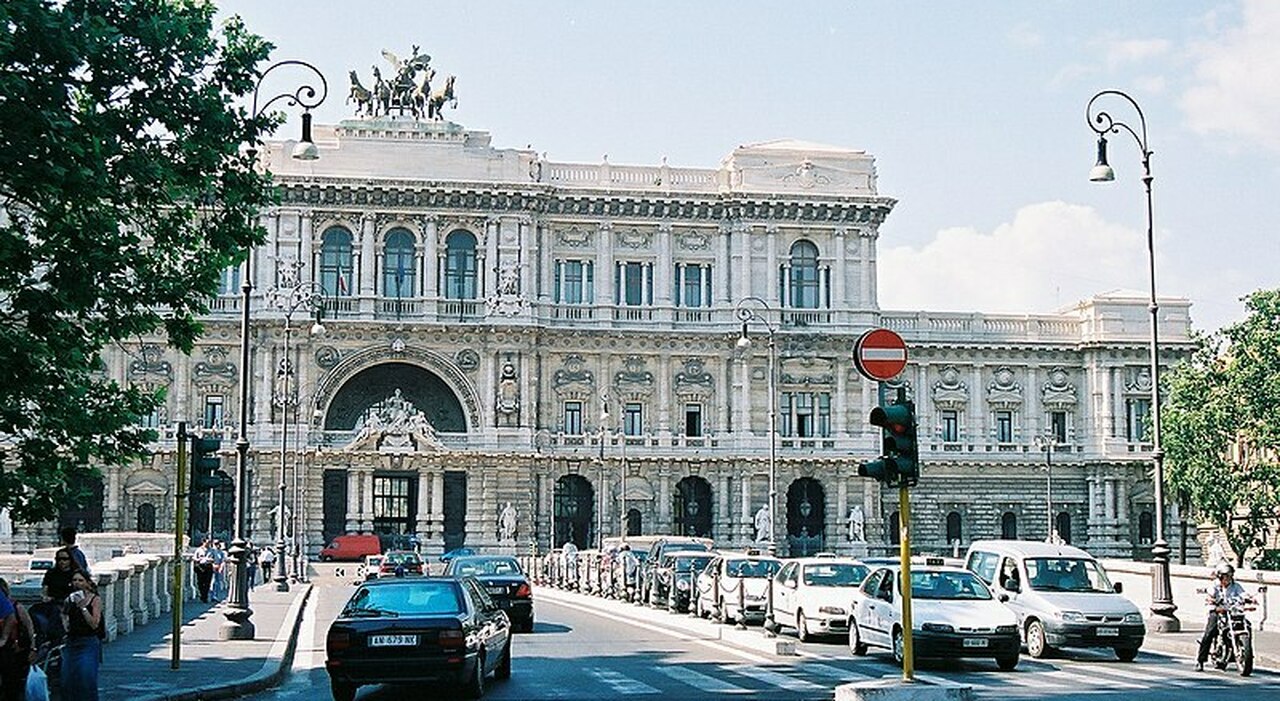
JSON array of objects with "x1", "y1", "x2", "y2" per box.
[
  {"x1": 554, "y1": 475, "x2": 594, "y2": 549},
  {"x1": 673, "y1": 477, "x2": 712, "y2": 537},
  {"x1": 946, "y1": 511, "x2": 962, "y2": 546},
  {"x1": 136, "y1": 503, "x2": 157, "y2": 532},
  {"x1": 1001, "y1": 512, "x2": 1018, "y2": 540},
  {"x1": 323, "y1": 362, "x2": 467, "y2": 432},
  {"x1": 626, "y1": 508, "x2": 642, "y2": 537},
  {"x1": 1056, "y1": 512, "x2": 1073, "y2": 544},
  {"x1": 787, "y1": 478, "x2": 825, "y2": 556}
]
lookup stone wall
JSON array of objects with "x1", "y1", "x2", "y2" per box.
[{"x1": 1102, "y1": 559, "x2": 1278, "y2": 633}]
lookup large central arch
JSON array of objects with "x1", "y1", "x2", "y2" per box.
[{"x1": 315, "y1": 345, "x2": 482, "y2": 432}]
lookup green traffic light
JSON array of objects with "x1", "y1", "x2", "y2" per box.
[
  {"x1": 191, "y1": 435, "x2": 224, "y2": 491},
  {"x1": 863, "y1": 399, "x2": 919, "y2": 487}
]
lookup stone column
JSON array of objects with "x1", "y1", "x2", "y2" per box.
[
  {"x1": 422, "y1": 214, "x2": 439, "y2": 299},
  {"x1": 739, "y1": 469, "x2": 751, "y2": 546},
  {"x1": 431, "y1": 470, "x2": 444, "y2": 540},
  {"x1": 538, "y1": 223, "x2": 554, "y2": 304},
  {"x1": 345, "y1": 469, "x2": 360, "y2": 533},
  {"x1": 416, "y1": 470, "x2": 432, "y2": 537},
  {"x1": 860, "y1": 229, "x2": 875, "y2": 308},
  {"x1": 1104, "y1": 477, "x2": 1116, "y2": 522},
  {"x1": 833, "y1": 228, "x2": 848, "y2": 309},
  {"x1": 597, "y1": 223, "x2": 613, "y2": 307},
  {"x1": 656, "y1": 223, "x2": 673, "y2": 307},
  {"x1": 96, "y1": 570, "x2": 118, "y2": 642},
  {"x1": 361, "y1": 469, "x2": 375, "y2": 531},
  {"x1": 300, "y1": 210, "x2": 314, "y2": 278},
  {"x1": 359, "y1": 214, "x2": 376, "y2": 297},
  {"x1": 723, "y1": 223, "x2": 740, "y2": 306},
  {"x1": 766, "y1": 226, "x2": 780, "y2": 306}
]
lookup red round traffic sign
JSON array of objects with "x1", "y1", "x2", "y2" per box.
[{"x1": 854, "y1": 328, "x2": 908, "y2": 381}]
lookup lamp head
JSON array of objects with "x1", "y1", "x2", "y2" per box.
[
  {"x1": 1089, "y1": 135, "x2": 1115, "y2": 182},
  {"x1": 290, "y1": 112, "x2": 319, "y2": 161},
  {"x1": 309, "y1": 305, "x2": 326, "y2": 337},
  {"x1": 736, "y1": 322, "x2": 752, "y2": 350}
]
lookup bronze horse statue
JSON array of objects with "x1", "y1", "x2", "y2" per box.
[
  {"x1": 347, "y1": 70, "x2": 373, "y2": 117},
  {"x1": 427, "y1": 75, "x2": 457, "y2": 121}
]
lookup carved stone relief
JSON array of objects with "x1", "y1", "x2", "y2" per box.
[
  {"x1": 193, "y1": 346, "x2": 236, "y2": 386},
  {"x1": 1041, "y1": 366, "x2": 1079, "y2": 408},
  {"x1": 931, "y1": 365, "x2": 969, "y2": 410},
  {"x1": 129, "y1": 345, "x2": 173, "y2": 381},
  {"x1": 986, "y1": 366, "x2": 1023, "y2": 408}
]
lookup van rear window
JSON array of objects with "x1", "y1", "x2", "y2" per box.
[{"x1": 966, "y1": 551, "x2": 1000, "y2": 584}]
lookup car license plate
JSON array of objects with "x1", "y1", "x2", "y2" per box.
[
  {"x1": 962, "y1": 638, "x2": 989, "y2": 648},
  {"x1": 1097, "y1": 627, "x2": 1119, "y2": 637},
  {"x1": 369, "y1": 634, "x2": 418, "y2": 647},
  {"x1": 487, "y1": 585, "x2": 507, "y2": 595}
]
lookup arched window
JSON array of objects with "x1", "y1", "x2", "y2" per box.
[
  {"x1": 136, "y1": 503, "x2": 157, "y2": 532},
  {"x1": 444, "y1": 230, "x2": 478, "y2": 299},
  {"x1": 888, "y1": 510, "x2": 901, "y2": 545},
  {"x1": 1056, "y1": 512, "x2": 1072, "y2": 544},
  {"x1": 626, "y1": 508, "x2": 642, "y2": 537},
  {"x1": 1138, "y1": 511, "x2": 1154, "y2": 544},
  {"x1": 946, "y1": 511, "x2": 962, "y2": 545},
  {"x1": 787, "y1": 240, "x2": 821, "y2": 309},
  {"x1": 382, "y1": 228, "x2": 416, "y2": 298},
  {"x1": 1001, "y1": 511, "x2": 1018, "y2": 540},
  {"x1": 319, "y1": 227, "x2": 354, "y2": 297}
]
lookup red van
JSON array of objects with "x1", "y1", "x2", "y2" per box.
[{"x1": 319, "y1": 534, "x2": 382, "y2": 562}]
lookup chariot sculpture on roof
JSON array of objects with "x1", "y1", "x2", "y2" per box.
[{"x1": 347, "y1": 45, "x2": 458, "y2": 121}]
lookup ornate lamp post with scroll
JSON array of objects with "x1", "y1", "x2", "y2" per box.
[
  {"x1": 1086, "y1": 89, "x2": 1179, "y2": 631},
  {"x1": 223, "y1": 59, "x2": 326, "y2": 641},
  {"x1": 266, "y1": 258, "x2": 326, "y2": 591},
  {"x1": 735, "y1": 296, "x2": 779, "y2": 555},
  {"x1": 1032, "y1": 433, "x2": 1058, "y2": 542}
]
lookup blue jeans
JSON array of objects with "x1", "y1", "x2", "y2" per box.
[{"x1": 61, "y1": 635, "x2": 100, "y2": 701}]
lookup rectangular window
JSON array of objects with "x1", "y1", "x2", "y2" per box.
[
  {"x1": 1050, "y1": 411, "x2": 1067, "y2": 443},
  {"x1": 624, "y1": 402, "x2": 643, "y2": 436},
  {"x1": 995, "y1": 411, "x2": 1013, "y2": 443},
  {"x1": 779, "y1": 393, "x2": 793, "y2": 437},
  {"x1": 372, "y1": 475, "x2": 414, "y2": 534},
  {"x1": 219, "y1": 265, "x2": 241, "y2": 295},
  {"x1": 676, "y1": 264, "x2": 712, "y2": 308},
  {"x1": 817, "y1": 393, "x2": 831, "y2": 437},
  {"x1": 684, "y1": 404, "x2": 702, "y2": 437},
  {"x1": 617, "y1": 262, "x2": 652, "y2": 306},
  {"x1": 941, "y1": 410, "x2": 959, "y2": 442},
  {"x1": 203, "y1": 395, "x2": 225, "y2": 429},
  {"x1": 556, "y1": 260, "x2": 594, "y2": 304},
  {"x1": 564, "y1": 401, "x2": 583, "y2": 435},
  {"x1": 1126, "y1": 398, "x2": 1150, "y2": 441},
  {"x1": 781, "y1": 392, "x2": 831, "y2": 438}
]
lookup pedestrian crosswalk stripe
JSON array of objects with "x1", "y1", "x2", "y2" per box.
[
  {"x1": 1046, "y1": 668, "x2": 1145, "y2": 689},
  {"x1": 803, "y1": 663, "x2": 875, "y2": 682},
  {"x1": 588, "y1": 667, "x2": 662, "y2": 695},
  {"x1": 724, "y1": 664, "x2": 828, "y2": 692},
  {"x1": 655, "y1": 666, "x2": 754, "y2": 694}
]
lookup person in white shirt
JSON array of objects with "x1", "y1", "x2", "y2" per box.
[{"x1": 1197, "y1": 561, "x2": 1251, "y2": 670}]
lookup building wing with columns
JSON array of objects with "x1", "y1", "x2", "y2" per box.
[{"x1": 41, "y1": 112, "x2": 1195, "y2": 562}]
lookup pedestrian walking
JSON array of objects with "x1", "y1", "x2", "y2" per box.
[
  {"x1": 193, "y1": 540, "x2": 215, "y2": 603},
  {"x1": 259, "y1": 546, "x2": 275, "y2": 585},
  {"x1": 58, "y1": 527, "x2": 91, "y2": 576},
  {"x1": 41, "y1": 548, "x2": 78, "y2": 603},
  {"x1": 245, "y1": 542, "x2": 259, "y2": 588},
  {"x1": 0, "y1": 578, "x2": 36, "y2": 701},
  {"x1": 60, "y1": 571, "x2": 103, "y2": 701},
  {"x1": 211, "y1": 541, "x2": 228, "y2": 601}
]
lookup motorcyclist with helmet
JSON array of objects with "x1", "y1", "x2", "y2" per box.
[{"x1": 1196, "y1": 562, "x2": 1251, "y2": 671}]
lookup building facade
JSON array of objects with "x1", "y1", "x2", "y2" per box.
[{"x1": 41, "y1": 112, "x2": 1196, "y2": 562}]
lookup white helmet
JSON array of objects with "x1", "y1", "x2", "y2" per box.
[{"x1": 1214, "y1": 562, "x2": 1235, "y2": 577}]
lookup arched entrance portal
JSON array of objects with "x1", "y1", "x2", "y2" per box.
[
  {"x1": 787, "y1": 477, "x2": 825, "y2": 556},
  {"x1": 673, "y1": 476, "x2": 712, "y2": 538},
  {"x1": 554, "y1": 475, "x2": 594, "y2": 549},
  {"x1": 323, "y1": 361, "x2": 467, "y2": 432}
]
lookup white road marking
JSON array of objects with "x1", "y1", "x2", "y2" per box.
[
  {"x1": 803, "y1": 662, "x2": 876, "y2": 681},
  {"x1": 654, "y1": 666, "x2": 754, "y2": 694},
  {"x1": 587, "y1": 667, "x2": 662, "y2": 695},
  {"x1": 723, "y1": 664, "x2": 828, "y2": 692}
]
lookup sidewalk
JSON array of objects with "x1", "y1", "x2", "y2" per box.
[
  {"x1": 1140, "y1": 624, "x2": 1280, "y2": 672},
  {"x1": 100, "y1": 581, "x2": 312, "y2": 701}
]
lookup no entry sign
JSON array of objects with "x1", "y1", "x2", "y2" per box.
[{"x1": 854, "y1": 328, "x2": 908, "y2": 381}]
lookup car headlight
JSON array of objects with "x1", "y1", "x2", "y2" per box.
[
  {"x1": 676, "y1": 580, "x2": 690, "y2": 591},
  {"x1": 996, "y1": 625, "x2": 1018, "y2": 634},
  {"x1": 1123, "y1": 613, "x2": 1143, "y2": 625},
  {"x1": 818, "y1": 606, "x2": 846, "y2": 617},
  {"x1": 1058, "y1": 611, "x2": 1087, "y2": 623},
  {"x1": 921, "y1": 623, "x2": 954, "y2": 633}
]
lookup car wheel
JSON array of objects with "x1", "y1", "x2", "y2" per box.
[
  {"x1": 849, "y1": 620, "x2": 867, "y2": 656},
  {"x1": 1114, "y1": 645, "x2": 1139, "y2": 663},
  {"x1": 892, "y1": 627, "x2": 905, "y2": 667},
  {"x1": 1026, "y1": 620, "x2": 1051, "y2": 659},
  {"x1": 495, "y1": 639, "x2": 512, "y2": 680},
  {"x1": 524, "y1": 618, "x2": 535, "y2": 633},
  {"x1": 463, "y1": 652, "x2": 486, "y2": 699},
  {"x1": 329, "y1": 679, "x2": 356, "y2": 701},
  {"x1": 796, "y1": 610, "x2": 813, "y2": 643},
  {"x1": 996, "y1": 653, "x2": 1019, "y2": 671}
]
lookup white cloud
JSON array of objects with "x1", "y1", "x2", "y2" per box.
[
  {"x1": 1181, "y1": 0, "x2": 1280, "y2": 151},
  {"x1": 1007, "y1": 22, "x2": 1043, "y2": 48},
  {"x1": 1106, "y1": 38, "x2": 1172, "y2": 67},
  {"x1": 878, "y1": 202, "x2": 1148, "y2": 315}
]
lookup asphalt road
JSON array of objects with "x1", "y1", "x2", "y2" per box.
[{"x1": 252, "y1": 566, "x2": 1280, "y2": 701}]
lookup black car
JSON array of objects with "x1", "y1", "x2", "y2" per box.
[
  {"x1": 639, "y1": 537, "x2": 713, "y2": 604},
  {"x1": 325, "y1": 576, "x2": 512, "y2": 700},
  {"x1": 653, "y1": 551, "x2": 717, "y2": 612},
  {"x1": 443, "y1": 555, "x2": 535, "y2": 632}
]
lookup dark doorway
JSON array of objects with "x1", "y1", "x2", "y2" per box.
[
  {"x1": 188, "y1": 480, "x2": 234, "y2": 543},
  {"x1": 1138, "y1": 510, "x2": 1153, "y2": 545},
  {"x1": 626, "y1": 508, "x2": 642, "y2": 537},
  {"x1": 1001, "y1": 512, "x2": 1018, "y2": 540},
  {"x1": 322, "y1": 469, "x2": 348, "y2": 546},
  {"x1": 888, "y1": 511, "x2": 901, "y2": 546},
  {"x1": 787, "y1": 477, "x2": 825, "y2": 556},
  {"x1": 554, "y1": 475, "x2": 594, "y2": 549},
  {"x1": 136, "y1": 503, "x2": 157, "y2": 532},
  {"x1": 372, "y1": 473, "x2": 418, "y2": 535},
  {"x1": 1056, "y1": 512, "x2": 1073, "y2": 544},
  {"x1": 946, "y1": 511, "x2": 962, "y2": 545},
  {"x1": 673, "y1": 476, "x2": 713, "y2": 538},
  {"x1": 443, "y1": 471, "x2": 467, "y2": 552}
]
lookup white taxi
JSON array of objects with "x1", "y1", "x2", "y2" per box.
[
  {"x1": 849, "y1": 564, "x2": 1021, "y2": 670},
  {"x1": 769, "y1": 556, "x2": 870, "y2": 641},
  {"x1": 693, "y1": 550, "x2": 782, "y2": 625}
]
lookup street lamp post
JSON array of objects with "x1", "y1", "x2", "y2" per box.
[
  {"x1": 222, "y1": 59, "x2": 326, "y2": 641},
  {"x1": 1033, "y1": 434, "x2": 1058, "y2": 542},
  {"x1": 1086, "y1": 89, "x2": 1179, "y2": 632},
  {"x1": 735, "y1": 297, "x2": 778, "y2": 555},
  {"x1": 266, "y1": 258, "x2": 326, "y2": 592}
]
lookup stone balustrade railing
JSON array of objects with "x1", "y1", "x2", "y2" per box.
[{"x1": 1102, "y1": 559, "x2": 1278, "y2": 633}]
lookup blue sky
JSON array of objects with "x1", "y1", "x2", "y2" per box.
[{"x1": 217, "y1": 0, "x2": 1280, "y2": 332}]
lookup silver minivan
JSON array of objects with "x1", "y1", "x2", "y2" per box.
[{"x1": 964, "y1": 540, "x2": 1145, "y2": 661}]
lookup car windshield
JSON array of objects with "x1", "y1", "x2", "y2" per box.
[
  {"x1": 1025, "y1": 558, "x2": 1113, "y2": 593},
  {"x1": 674, "y1": 555, "x2": 714, "y2": 572},
  {"x1": 726, "y1": 559, "x2": 781, "y2": 578},
  {"x1": 384, "y1": 552, "x2": 421, "y2": 565},
  {"x1": 909, "y1": 570, "x2": 992, "y2": 600},
  {"x1": 803, "y1": 563, "x2": 869, "y2": 587},
  {"x1": 344, "y1": 581, "x2": 462, "y2": 616},
  {"x1": 665, "y1": 541, "x2": 710, "y2": 554},
  {"x1": 452, "y1": 557, "x2": 523, "y2": 576}
]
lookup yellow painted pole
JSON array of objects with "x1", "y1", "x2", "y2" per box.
[
  {"x1": 172, "y1": 422, "x2": 188, "y2": 669},
  {"x1": 899, "y1": 483, "x2": 914, "y2": 681}
]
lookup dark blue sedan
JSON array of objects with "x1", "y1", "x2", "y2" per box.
[
  {"x1": 325, "y1": 576, "x2": 512, "y2": 699},
  {"x1": 444, "y1": 555, "x2": 535, "y2": 632}
]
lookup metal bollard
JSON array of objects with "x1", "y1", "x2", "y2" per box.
[
  {"x1": 735, "y1": 579, "x2": 747, "y2": 630},
  {"x1": 764, "y1": 575, "x2": 778, "y2": 637}
]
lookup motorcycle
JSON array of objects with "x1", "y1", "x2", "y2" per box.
[{"x1": 1207, "y1": 596, "x2": 1256, "y2": 677}]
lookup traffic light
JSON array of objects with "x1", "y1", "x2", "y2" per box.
[
  {"x1": 190, "y1": 435, "x2": 227, "y2": 492},
  {"x1": 858, "y1": 399, "x2": 919, "y2": 487}
]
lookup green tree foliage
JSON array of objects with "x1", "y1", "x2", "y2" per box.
[
  {"x1": 0, "y1": 0, "x2": 278, "y2": 521},
  {"x1": 1163, "y1": 290, "x2": 1280, "y2": 566}
]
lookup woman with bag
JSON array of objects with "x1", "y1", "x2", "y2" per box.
[{"x1": 59, "y1": 571, "x2": 102, "y2": 700}]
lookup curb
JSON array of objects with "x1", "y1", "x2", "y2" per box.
[
  {"x1": 1139, "y1": 634, "x2": 1278, "y2": 672},
  {"x1": 140, "y1": 583, "x2": 314, "y2": 701}
]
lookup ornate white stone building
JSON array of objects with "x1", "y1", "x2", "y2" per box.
[{"x1": 54, "y1": 113, "x2": 1197, "y2": 562}]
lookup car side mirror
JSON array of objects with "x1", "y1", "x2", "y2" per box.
[
  {"x1": 998, "y1": 593, "x2": 1010, "y2": 603},
  {"x1": 1005, "y1": 580, "x2": 1020, "y2": 594},
  {"x1": 1113, "y1": 582, "x2": 1123, "y2": 594}
]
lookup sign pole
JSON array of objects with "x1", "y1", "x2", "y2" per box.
[
  {"x1": 172, "y1": 422, "x2": 187, "y2": 670},
  {"x1": 899, "y1": 482, "x2": 914, "y2": 681}
]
